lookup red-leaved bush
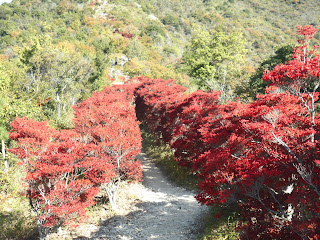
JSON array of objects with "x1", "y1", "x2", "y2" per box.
[
  {"x1": 9, "y1": 25, "x2": 320, "y2": 240},
  {"x1": 9, "y1": 83, "x2": 142, "y2": 239},
  {"x1": 73, "y1": 84, "x2": 142, "y2": 210},
  {"x1": 10, "y1": 118, "x2": 112, "y2": 239},
  {"x1": 133, "y1": 25, "x2": 320, "y2": 239}
]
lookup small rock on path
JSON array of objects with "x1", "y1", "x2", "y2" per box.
[{"x1": 90, "y1": 151, "x2": 208, "y2": 240}]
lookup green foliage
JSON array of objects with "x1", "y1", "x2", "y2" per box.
[
  {"x1": 125, "y1": 38, "x2": 148, "y2": 60},
  {"x1": 248, "y1": 44, "x2": 294, "y2": 97},
  {"x1": 0, "y1": 0, "x2": 319, "y2": 236},
  {"x1": 136, "y1": 0, "x2": 319, "y2": 65},
  {"x1": 0, "y1": 127, "x2": 8, "y2": 141},
  {"x1": 3, "y1": 0, "x2": 313, "y2": 103},
  {"x1": 199, "y1": 206, "x2": 240, "y2": 240},
  {"x1": 145, "y1": 22, "x2": 166, "y2": 38},
  {"x1": 163, "y1": 45, "x2": 179, "y2": 55},
  {"x1": 0, "y1": 199, "x2": 36, "y2": 240},
  {"x1": 0, "y1": 0, "x2": 114, "y2": 129},
  {"x1": 0, "y1": 159, "x2": 36, "y2": 240},
  {"x1": 0, "y1": 156, "x2": 22, "y2": 198},
  {"x1": 0, "y1": 59, "x2": 45, "y2": 131},
  {"x1": 161, "y1": 13, "x2": 180, "y2": 30},
  {"x1": 0, "y1": 66, "x2": 10, "y2": 141},
  {"x1": 182, "y1": 29, "x2": 248, "y2": 100},
  {"x1": 17, "y1": 36, "x2": 95, "y2": 124},
  {"x1": 93, "y1": 35, "x2": 115, "y2": 55}
]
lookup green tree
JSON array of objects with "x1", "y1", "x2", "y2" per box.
[
  {"x1": 18, "y1": 36, "x2": 95, "y2": 127},
  {"x1": 248, "y1": 44, "x2": 294, "y2": 97},
  {"x1": 182, "y1": 29, "x2": 248, "y2": 100},
  {"x1": 0, "y1": 64, "x2": 10, "y2": 171},
  {"x1": 124, "y1": 38, "x2": 148, "y2": 61},
  {"x1": 0, "y1": 58, "x2": 44, "y2": 171}
]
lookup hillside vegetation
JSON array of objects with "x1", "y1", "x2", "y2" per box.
[{"x1": 1, "y1": 0, "x2": 320, "y2": 239}]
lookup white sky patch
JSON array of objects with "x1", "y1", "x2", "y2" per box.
[{"x1": 0, "y1": 0, "x2": 13, "y2": 5}]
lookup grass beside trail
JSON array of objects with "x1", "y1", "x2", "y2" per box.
[
  {"x1": 141, "y1": 127, "x2": 198, "y2": 190},
  {"x1": 1, "y1": 125, "x2": 240, "y2": 240},
  {"x1": 141, "y1": 126, "x2": 240, "y2": 240},
  {"x1": 0, "y1": 163, "x2": 37, "y2": 240},
  {"x1": 199, "y1": 205, "x2": 240, "y2": 240}
]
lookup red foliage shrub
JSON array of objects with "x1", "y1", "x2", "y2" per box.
[
  {"x1": 9, "y1": 24, "x2": 320, "y2": 239},
  {"x1": 9, "y1": 83, "x2": 143, "y2": 237},
  {"x1": 133, "y1": 25, "x2": 320, "y2": 239},
  {"x1": 73, "y1": 84, "x2": 142, "y2": 210},
  {"x1": 9, "y1": 118, "x2": 113, "y2": 237}
]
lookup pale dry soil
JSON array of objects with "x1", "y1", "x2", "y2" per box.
[{"x1": 51, "y1": 151, "x2": 208, "y2": 240}]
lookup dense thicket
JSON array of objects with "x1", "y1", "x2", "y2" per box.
[
  {"x1": 9, "y1": 83, "x2": 142, "y2": 240},
  {"x1": 1, "y1": 0, "x2": 320, "y2": 238},
  {"x1": 134, "y1": 26, "x2": 320, "y2": 238}
]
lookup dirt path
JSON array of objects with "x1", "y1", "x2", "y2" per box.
[{"x1": 90, "y1": 151, "x2": 208, "y2": 240}]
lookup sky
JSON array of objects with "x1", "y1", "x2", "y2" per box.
[{"x1": 0, "y1": 0, "x2": 13, "y2": 4}]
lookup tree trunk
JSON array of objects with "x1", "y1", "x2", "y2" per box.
[
  {"x1": 56, "y1": 92, "x2": 61, "y2": 119},
  {"x1": 2, "y1": 139, "x2": 8, "y2": 172},
  {"x1": 37, "y1": 219, "x2": 50, "y2": 240},
  {"x1": 105, "y1": 179, "x2": 120, "y2": 211},
  {"x1": 107, "y1": 189, "x2": 117, "y2": 211},
  {"x1": 29, "y1": 189, "x2": 50, "y2": 240}
]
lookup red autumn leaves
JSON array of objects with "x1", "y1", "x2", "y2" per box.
[
  {"x1": 134, "y1": 25, "x2": 320, "y2": 239},
  {"x1": 9, "y1": 25, "x2": 320, "y2": 239},
  {"x1": 9, "y1": 84, "x2": 142, "y2": 235}
]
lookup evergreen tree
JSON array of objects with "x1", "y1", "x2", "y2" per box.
[{"x1": 182, "y1": 29, "x2": 248, "y2": 100}]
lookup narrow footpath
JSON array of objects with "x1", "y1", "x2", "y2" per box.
[{"x1": 90, "y1": 151, "x2": 208, "y2": 240}]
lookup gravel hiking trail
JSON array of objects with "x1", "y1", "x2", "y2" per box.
[{"x1": 90, "y1": 151, "x2": 208, "y2": 240}]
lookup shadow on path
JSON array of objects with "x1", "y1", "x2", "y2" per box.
[{"x1": 86, "y1": 151, "x2": 208, "y2": 240}]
